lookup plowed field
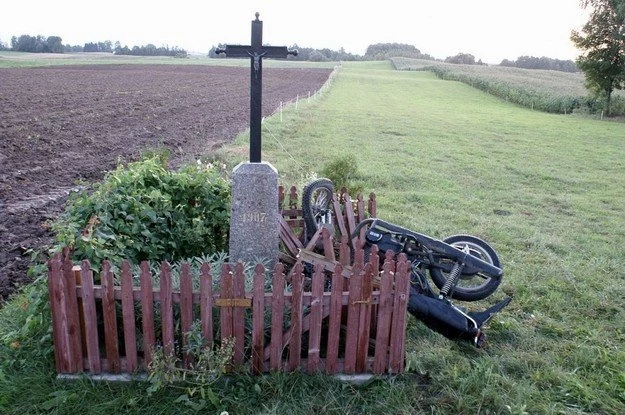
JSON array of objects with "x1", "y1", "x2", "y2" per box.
[{"x1": 0, "y1": 64, "x2": 332, "y2": 301}]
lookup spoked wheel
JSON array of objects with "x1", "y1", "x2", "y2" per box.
[
  {"x1": 429, "y1": 234, "x2": 502, "y2": 302},
  {"x1": 302, "y1": 178, "x2": 335, "y2": 240}
]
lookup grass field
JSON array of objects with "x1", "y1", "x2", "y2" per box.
[{"x1": 2, "y1": 60, "x2": 625, "y2": 414}]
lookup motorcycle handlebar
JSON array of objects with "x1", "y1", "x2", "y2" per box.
[{"x1": 351, "y1": 218, "x2": 503, "y2": 278}]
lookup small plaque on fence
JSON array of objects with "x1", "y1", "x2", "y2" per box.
[{"x1": 215, "y1": 298, "x2": 253, "y2": 308}]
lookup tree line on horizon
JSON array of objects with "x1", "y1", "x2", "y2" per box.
[
  {"x1": 2, "y1": 35, "x2": 188, "y2": 57},
  {"x1": 2, "y1": 34, "x2": 581, "y2": 73}
]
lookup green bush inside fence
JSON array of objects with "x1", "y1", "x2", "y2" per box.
[{"x1": 52, "y1": 155, "x2": 231, "y2": 272}]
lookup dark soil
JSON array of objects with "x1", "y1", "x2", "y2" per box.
[{"x1": 0, "y1": 64, "x2": 332, "y2": 302}]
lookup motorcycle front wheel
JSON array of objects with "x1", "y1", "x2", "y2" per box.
[
  {"x1": 301, "y1": 178, "x2": 335, "y2": 239},
  {"x1": 429, "y1": 234, "x2": 502, "y2": 302}
]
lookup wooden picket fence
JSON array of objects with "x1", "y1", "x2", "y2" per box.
[
  {"x1": 47, "y1": 185, "x2": 411, "y2": 376},
  {"x1": 47, "y1": 242, "x2": 411, "y2": 376}
]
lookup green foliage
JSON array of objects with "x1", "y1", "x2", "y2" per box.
[
  {"x1": 500, "y1": 55, "x2": 578, "y2": 72},
  {"x1": 364, "y1": 42, "x2": 434, "y2": 60},
  {"x1": 10, "y1": 34, "x2": 64, "y2": 53},
  {"x1": 147, "y1": 325, "x2": 234, "y2": 410},
  {"x1": 82, "y1": 41, "x2": 113, "y2": 53},
  {"x1": 571, "y1": 0, "x2": 625, "y2": 115},
  {"x1": 445, "y1": 52, "x2": 479, "y2": 65},
  {"x1": 53, "y1": 156, "x2": 230, "y2": 270},
  {"x1": 114, "y1": 43, "x2": 188, "y2": 57},
  {"x1": 321, "y1": 155, "x2": 363, "y2": 193}
]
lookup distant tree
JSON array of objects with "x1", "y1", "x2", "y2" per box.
[
  {"x1": 99, "y1": 41, "x2": 113, "y2": 52},
  {"x1": 65, "y1": 44, "x2": 83, "y2": 52},
  {"x1": 365, "y1": 43, "x2": 432, "y2": 60},
  {"x1": 10, "y1": 34, "x2": 64, "y2": 53},
  {"x1": 309, "y1": 50, "x2": 327, "y2": 62},
  {"x1": 445, "y1": 53, "x2": 477, "y2": 65},
  {"x1": 499, "y1": 55, "x2": 579, "y2": 72},
  {"x1": 0, "y1": 38, "x2": 7, "y2": 50},
  {"x1": 114, "y1": 43, "x2": 186, "y2": 57},
  {"x1": 46, "y1": 36, "x2": 63, "y2": 53},
  {"x1": 571, "y1": 0, "x2": 625, "y2": 115},
  {"x1": 83, "y1": 42, "x2": 99, "y2": 52}
]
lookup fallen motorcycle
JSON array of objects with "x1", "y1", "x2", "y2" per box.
[{"x1": 302, "y1": 178, "x2": 512, "y2": 347}]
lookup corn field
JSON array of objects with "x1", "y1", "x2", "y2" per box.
[{"x1": 391, "y1": 57, "x2": 625, "y2": 116}]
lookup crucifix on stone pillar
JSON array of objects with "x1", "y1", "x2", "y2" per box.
[
  {"x1": 216, "y1": 12, "x2": 297, "y2": 163},
  {"x1": 218, "y1": 13, "x2": 296, "y2": 266}
]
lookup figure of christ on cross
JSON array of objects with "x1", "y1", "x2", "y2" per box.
[{"x1": 216, "y1": 13, "x2": 298, "y2": 163}]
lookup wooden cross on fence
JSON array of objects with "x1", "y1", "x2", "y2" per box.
[{"x1": 216, "y1": 12, "x2": 298, "y2": 163}]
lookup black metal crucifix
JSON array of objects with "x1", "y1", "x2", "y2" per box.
[{"x1": 216, "y1": 13, "x2": 297, "y2": 163}]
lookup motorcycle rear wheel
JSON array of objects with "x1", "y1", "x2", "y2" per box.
[
  {"x1": 302, "y1": 178, "x2": 335, "y2": 240},
  {"x1": 430, "y1": 234, "x2": 502, "y2": 301}
]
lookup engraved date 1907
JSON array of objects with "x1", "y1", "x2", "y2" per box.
[{"x1": 241, "y1": 212, "x2": 267, "y2": 223}]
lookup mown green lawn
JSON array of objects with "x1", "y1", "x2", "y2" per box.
[{"x1": 2, "y1": 60, "x2": 624, "y2": 414}]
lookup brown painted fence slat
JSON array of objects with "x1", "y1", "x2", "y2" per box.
[
  {"x1": 278, "y1": 185, "x2": 285, "y2": 209},
  {"x1": 48, "y1": 255, "x2": 69, "y2": 373},
  {"x1": 80, "y1": 261, "x2": 101, "y2": 374},
  {"x1": 331, "y1": 194, "x2": 348, "y2": 238},
  {"x1": 373, "y1": 251, "x2": 396, "y2": 374},
  {"x1": 251, "y1": 264, "x2": 265, "y2": 375},
  {"x1": 288, "y1": 185, "x2": 298, "y2": 209},
  {"x1": 326, "y1": 262, "x2": 344, "y2": 373},
  {"x1": 101, "y1": 261, "x2": 120, "y2": 374},
  {"x1": 139, "y1": 262, "x2": 156, "y2": 367},
  {"x1": 180, "y1": 263, "x2": 194, "y2": 368},
  {"x1": 343, "y1": 193, "x2": 357, "y2": 240},
  {"x1": 356, "y1": 263, "x2": 373, "y2": 373},
  {"x1": 368, "y1": 193, "x2": 377, "y2": 218},
  {"x1": 200, "y1": 263, "x2": 213, "y2": 348},
  {"x1": 343, "y1": 262, "x2": 363, "y2": 374},
  {"x1": 356, "y1": 194, "x2": 366, "y2": 223},
  {"x1": 269, "y1": 264, "x2": 285, "y2": 372},
  {"x1": 307, "y1": 264, "x2": 324, "y2": 373},
  {"x1": 389, "y1": 256, "x2": 411, "y2": 373},
  {"x1": 120, "y1": 260, "x2": 138, "y2": 373},
  {"x1": 220, "y1": 264, "x2": 234, "y2": 345},
  {"x1": 62, "y1": 254, "x2": 83, "y2": 373},
  {"x1": 232, "y1": 263, "x2": 246, "y2": 366},
  {"x1": 160, "y1": 262, "x2": 175, "y2": 358},
  {"x1": 288, "y1": 263, "x2": 303, "y2": 371}
]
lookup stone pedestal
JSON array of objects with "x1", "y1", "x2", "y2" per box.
[{"x1": 228, "y1": 161, "x2": 279, "y2": 266}]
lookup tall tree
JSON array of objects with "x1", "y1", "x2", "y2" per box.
[
  {"x1": 571, "y1": 0, "x2": 625, "y2": 115},
  {"x1": 45, "y1": 36, "x2": 64, "y2": 53}
]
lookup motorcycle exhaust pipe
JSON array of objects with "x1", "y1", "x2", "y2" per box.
[{"x1": 407, "y1": 287, "x2": 511, "y2": 347}]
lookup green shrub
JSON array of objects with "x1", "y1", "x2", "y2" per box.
[
  {"x1": 53, "y1": 156, "x2": 230, "y2": 270},
  {"x1": 321, "y1": 154, "x2": 361, "y2": 192}
]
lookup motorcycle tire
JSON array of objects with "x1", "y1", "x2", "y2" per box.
[
  {"x1": 429, "y1": 234, "x2": 502, "y2": 302},
  {"x1": 301, "y1": 178, "x2": 335, "y2": 240}
]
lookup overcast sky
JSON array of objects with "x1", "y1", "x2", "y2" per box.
[{"x1": 1, "y1": 0, "x2": 589, "y2": 64}]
